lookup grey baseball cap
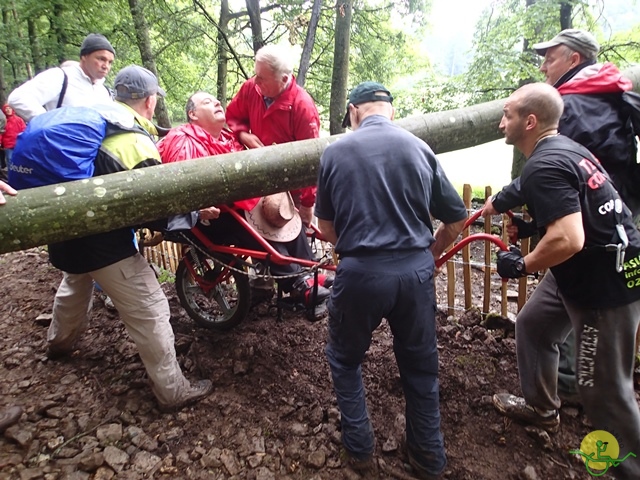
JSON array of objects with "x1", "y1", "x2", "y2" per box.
[
  {"x1": 114, "y1": 65, "x2": 166, "y2": 100},
  {"x1": 532, "y1": 29, "x2": 600, "y2": 59}
]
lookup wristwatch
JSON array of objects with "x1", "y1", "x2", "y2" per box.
[{"x1": 514, "y1": 258, "x2": 526, "y2": 277}]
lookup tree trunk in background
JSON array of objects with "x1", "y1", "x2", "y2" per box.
[
  {"x1": 51, "y1": 1, "x2": 67, "y2": 66},
  {"x1": 127, "y1": 0, "x2": 171, "y2": 127},
  {"x1": 329, "y1": 0, "x2": 353, "y2": 135},
  {"x1": 9, "y1": 6, "x2": 32, "y2": 79},
  {"x1": 246, "y1": 0, "x2": 264, "y2": 54},
  {"x1": 523, "y1": 0, "x2": 537, "y2": 54},
  {"x1": 0, "y1": 57, "x2": 6, "y2": 105},
  {"x1": 297, "y1": 0, "x2": 322, "y2": 87},
  {"x1": 560, "y1": 1, "x2": 573, "y2": 30},
  {"x1": 511, "y1": 0, "x2": 540, "y2": 180},
  {"x1": 27, "y1": 18, "x2": 43, "y2": 73},
  {"x1": 0, "y1": 7, "x2": 8, "y2": 103},
  {"x1": 217, "y1": 0, "x2": 230, "y2": 107},
  {"x1": 2, "y1": 66, "x2": 639, "y2": 254}
]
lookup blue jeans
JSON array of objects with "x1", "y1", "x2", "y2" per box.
[
  {"x1": 4, "y1": 148, "x2": 13, "y2": 168},
  {"x1": 325, "y1": 249, "x2": 446, "y2": 475}
]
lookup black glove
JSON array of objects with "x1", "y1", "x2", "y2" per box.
[
  {"x1": 510, "y1": 216, "x2": 537, "y2": 239},
  {"x1": 497, "y1": 246, "x2": 527, "y2": 278}
]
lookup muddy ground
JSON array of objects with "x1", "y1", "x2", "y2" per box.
[{"x1": 1, "y1": 246, "x2": 636, "y2": 480}]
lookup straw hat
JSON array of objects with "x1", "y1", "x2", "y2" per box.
[{"x1": 244, "y1": 192, "x2": 302, "y2": 243}]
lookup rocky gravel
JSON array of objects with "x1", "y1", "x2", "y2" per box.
[{"x1": 2, "y1": 248, "x2": 636, "y2": 479}]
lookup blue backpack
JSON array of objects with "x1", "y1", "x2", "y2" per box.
[{"x1": 8, "y1": 104, "x2": 144, "y2": 190}]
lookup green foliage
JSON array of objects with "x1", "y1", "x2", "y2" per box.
[{"x1": 156, "y1": 267, "x2": 175, "y2": 284}]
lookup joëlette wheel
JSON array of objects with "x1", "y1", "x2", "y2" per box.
[{"x1": 175, "y1": 253, "x2": 251, "y2": 330}]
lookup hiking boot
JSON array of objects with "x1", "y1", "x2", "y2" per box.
[
  {"x1": 158, "y1": 379, "x2": 213, "y2": 413},
  {"x1": 343, "y1": 450, "x2": 378, "y2": 476},
  {"x1": 46, "y1": 344, "x2": 74, "y2": 360},
  {"x1": 101, "y1": 294, "x2": 116, "y2": 311},
  {"x1": 0, "y1": 406, "x2": 23, "y2": 433},
  {"x1": 307, "y1": 300, "x2": 328, "y2": 322},
  {"x1": 405, "y1": 443, "x2": 446, "y2": 480},
  {"x1": 492, "y1": 393, "x2": 560, "y2": 433},
  {"x1": 292, "y1": 275, "x2": 330, "y2": 307}
]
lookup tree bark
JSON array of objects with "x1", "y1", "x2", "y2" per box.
[
  {"x1": 1, "y1": 66, "x2": 639, "y2": 254},
  {"x1": 296, "y1": 0, "x2": 322, "y2": 87},
  {"x1": 27, "y1": 18, "x2": 43, "y2": 73},
  {"x1": 217, "y1": 0, "x2": 230, "y2": 106},
  {"x1": 51, "y1": 1, "x2": 67, "y2": 66},
  {"x1": 127, "y1": 0, "x2": 171, "y2": 127},
  {"x1": 9, "y1": 5, "x2": 32, "y2": 80},
  {"x1": 245, "y1": 0, "x2": 264, "y2": 54},
  {"x1": 328, "y1": 0, "x2": 353, "y2": 135},
  {"x1": 560, "y1": 1, "x2": 573, "y2": 30},
  {"x1": 0, "y1": 7, "x2": 7, "y2": 104},
  {"x1": 0, "y1": 54, "x2": 6, "y2": 105}
]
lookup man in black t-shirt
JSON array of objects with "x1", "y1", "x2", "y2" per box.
[
  {"x1": 483, "y1": 83, "x2": 640, "y2": 479},
  {"x1": 315, "y1": 82, "x2": 467, "y2": 478}
]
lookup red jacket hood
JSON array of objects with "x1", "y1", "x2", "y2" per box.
[
  {"x1": 557, "y1": 62, "x2": 633, "y2": 95},
  {"x1": 158, "y1": 123, "x2": 243, "y2": 164}
]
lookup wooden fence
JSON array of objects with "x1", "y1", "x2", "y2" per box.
[{"x1": 142, "y1": 184, "x2": 532, "y2": 318}]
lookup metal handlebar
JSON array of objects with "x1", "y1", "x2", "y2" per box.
[{"x1": 434, "y1": 208, "x2": 512, "y2": 270}]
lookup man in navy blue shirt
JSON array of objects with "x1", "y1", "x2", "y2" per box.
[{"x1": 315, "y1": 82, "x2": 467, "y2": 479}]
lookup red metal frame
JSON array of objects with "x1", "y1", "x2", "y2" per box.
[{"x1": 182, "y1": 205, "x2": 510, "y2": 274}]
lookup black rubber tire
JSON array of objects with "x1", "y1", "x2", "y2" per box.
[{"x1": 175, "y1": 253, "x2": 251, "y2": 331}]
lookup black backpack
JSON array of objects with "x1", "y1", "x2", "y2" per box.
[{"x1": 621, "y1": 91, "x2": 640, "y2": 137}]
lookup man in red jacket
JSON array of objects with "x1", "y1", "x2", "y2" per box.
[
  {"x1": 158, "y1": 91, "x2": 330, "y2": 310},
  {"x1": 225, "y1": 44, "x2": 321, "y2": 226},
  {"x1": 0, "y1": 105, "x2": 26, "y2": 168}
]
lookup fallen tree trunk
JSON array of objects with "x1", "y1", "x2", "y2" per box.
[{"x1": 1, "y1": 66, "x2": 638, "y2": 255}]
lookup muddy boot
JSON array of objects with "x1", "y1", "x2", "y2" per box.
[{"x1": 158, "y1": 380, "x2": 213, "y2": 413}]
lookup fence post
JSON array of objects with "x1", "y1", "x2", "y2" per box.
[
  {"x1": 483, "y1": 186, "x2": 492, "y2": 315},
  {"x1": 462, "y1": 185, "x2": 472, "y2": 309}
]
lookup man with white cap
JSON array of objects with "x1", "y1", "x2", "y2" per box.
[
  {"x1": 8, "y1": 33, "x2": 115, "y2": 122},
  {"x1": 46, "y1": 65, "x2": 213, "y2": 412},
  {"x1": 487, "y1": 29, "x2": 639, "y2": 406}
]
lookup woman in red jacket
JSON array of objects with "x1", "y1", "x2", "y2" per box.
[{"x1": 0, "y1": 105, "x2": 26, "y2": 168}]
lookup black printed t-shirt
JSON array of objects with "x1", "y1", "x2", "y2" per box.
[{"x1": 520, "y1": 135, "x2": 640, "y2": 307}]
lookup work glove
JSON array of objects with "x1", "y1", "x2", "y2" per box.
[
  {"x1": 508, "y1": 216, "x2": 537, "y2": 243},
  {"x1": 497, "y1": 246, "x2": 527, "y2": 278}
]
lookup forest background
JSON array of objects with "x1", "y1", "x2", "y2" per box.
[{"x1": 0, "y1": 0, "x2": 639, "y2": 181}]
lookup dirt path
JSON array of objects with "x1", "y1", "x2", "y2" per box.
[{"x1": 0, "y1": 249, "x2": 628, "y2": 479}]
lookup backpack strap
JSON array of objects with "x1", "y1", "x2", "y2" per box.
[{"x1": 57, "y1": 67, "x2": 69, "y2": 109}]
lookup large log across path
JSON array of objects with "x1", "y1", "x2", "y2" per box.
[{"x1": 0, "y1": 66, "x2": 639, "y2": 255}]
